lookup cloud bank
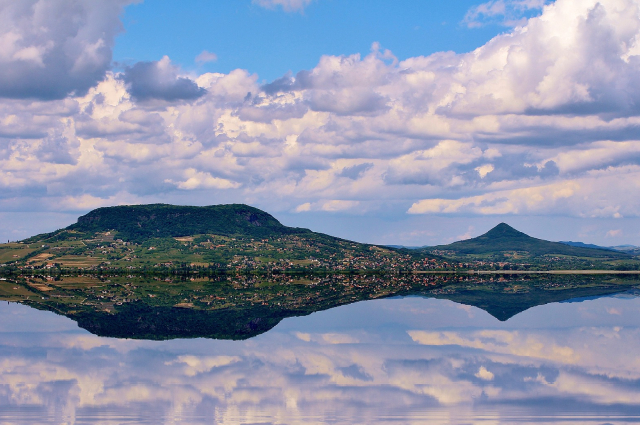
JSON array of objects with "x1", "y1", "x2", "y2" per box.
[
  {"x1": 0, "y1": 0, "x2": 135, "y2": 100},
  {"x1": 1, "y1": 0, "x2": 640, "y2": 232}
]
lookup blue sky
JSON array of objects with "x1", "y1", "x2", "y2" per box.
[
  {"x1": 114, "y1": 0, "x2": 520, "y2": 82},
  {"x1": 1, "y1": 0, "x2": 640, "y2": 246}
]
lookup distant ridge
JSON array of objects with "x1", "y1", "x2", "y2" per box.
[
  {"x1": 559, "y1": 241, "x2": 616, "y2": 252},
  {"x1": 428, "y1": 223, "x2": 628, "y2": 258}
]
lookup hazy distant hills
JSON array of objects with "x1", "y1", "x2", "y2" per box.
[
  {"x1": 424, "y1": 223, "x2": 629, "y2": 259},
  {"x1": 559, "y1": 242, "x2": 640, "y2": 256},
  {"x1": 558, "y1": 241, "x2": 617, "y2": 251}
]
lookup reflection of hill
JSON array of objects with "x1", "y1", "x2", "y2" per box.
[
  {"x1": 431, "y1": 286, "x2": 628, "y2": 321},
  {"x1": 5, "y1": 273, "x2": 640, "y2": 340},
  {"x1": 74, "y1": 304, "x2": 287, "y2": 340}
]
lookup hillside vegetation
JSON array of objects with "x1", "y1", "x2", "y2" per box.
[
  {"x1": 26, "y1": 204, "x2": 307, "y2": 243},
  {"x1": 8, "y1": 204, "x2": 427, "y2": 272},
  {"x1": 426, "y1": 223, "x2": 629, "y2": 259},
  {"x1": 0, "y1": 205, "x2": 638, "y2": 272}
]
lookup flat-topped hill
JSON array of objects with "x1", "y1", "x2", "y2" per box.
[
  {"x1": 12, "y1": 203, "x2": 421, "y2": 270},
  {"x1": 428, "y1": 223, "x2": 628, "y2": 258},
  {"x1": 27, "y1": 204, "x2": 309, "y2": 243}
]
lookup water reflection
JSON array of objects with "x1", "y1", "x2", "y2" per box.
[
  {"x1": 2, "y1": 273, "x2": 639, "y2": 340},
  {"x1": 2, "y1": 293, "x2": 640, "y2": 424}
]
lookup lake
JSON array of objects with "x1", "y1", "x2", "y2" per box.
[{"x1": 1, "y1": 285, "x2": 640, "y2": 424}]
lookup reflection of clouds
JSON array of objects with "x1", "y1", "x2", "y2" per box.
[
  {"x1": 320, "y1": 333, "x2": 359, "y2": 344},
  {"x1": 166, "y1": 355, "x2": 241, "y2": 376},
  {"x1": 455, "y1": 303, "x2": 476, "y2": 318},
  {"x1": 409, "y1": 329, "x2": 580, "y2": 364},
  {"x1": 294, "y1": 332, "x2": 360, "y2": 345},
  {"x1": 2, "y1": 299, "x2": 640, "y2": 422},
  {"x1": 524, "y1": 370, "x2": 640, "y2": 406}
]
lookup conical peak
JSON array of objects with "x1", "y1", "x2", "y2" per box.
[{"x1": 482, "y1": 223, "x2": 529, "y2": 239}]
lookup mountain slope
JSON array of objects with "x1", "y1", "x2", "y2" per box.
[
  {"x1": 8, "y1": 203, "x2": 422, "y2": 271},
  {"x1": 428, "y1": 223, "x2": 628, "y2": 258},
  {"x1": 27, "y1": 204, "x2": 307, "y2": 243},
  {"x1": 4, "y1": 207, "x2": 635, "y2": 271}
]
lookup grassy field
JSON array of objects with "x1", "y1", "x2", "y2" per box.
[
  {"x1": 54, "y1": 256, "x2": 107, "y2": 267},
  {"x1": 0, "y1": 244, "x2": 39, "y2": 263}
]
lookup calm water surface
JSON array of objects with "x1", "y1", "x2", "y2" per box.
[{"x1": 1, "y1": 293, "x2": 640, "y2": 424}]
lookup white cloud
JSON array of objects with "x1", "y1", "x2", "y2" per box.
[
  {"x1": 320, "y1": 200, "x2": 360, "y2": 212},
  {"x1": 476, "y1": 164, "x2": 495, "y2": 178},
  {"x1": 408, "y1": 181, "x2": 580, "y2": 215},
  {"x1": 195, "y1": 50, "x2": 217, "y2": 64},
  {"x1": 0, "y1": 0, "x2": 136, "y2": 99},
  {"x1": 1, "y1": 0, "x2": 640, "y2": 231},
  {"x1": 606, "y1": 229, "x2": 623, "y2": 237},
  {"x1": 295, "y1": 202, "x2": 312, "y2": 212},
  {"x1": 252, "y1": 0, "x2": 314, "y2": 13},
  {"x1": 475, "y1": 366, "x2": 495, "y2": 380},
  {"x1": 165, "y1": 169, "x2": 241, "y2": 190},
  {"x1": 464, "y1": 0, "x2": 549, "y2": 27}
]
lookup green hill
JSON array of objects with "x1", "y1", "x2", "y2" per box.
[
  {"x1": 27, "y1": 204, "x2": 308, "y2": 243},
  {"x1": 428, "y1": 223, "x2": 628, "y2": 259},
  {"x1": 3, "y1": 206, "x2": 635, "y2": 271},
  {"x1": 8, "y1": 203, "x2": 421, "y2": 271}
]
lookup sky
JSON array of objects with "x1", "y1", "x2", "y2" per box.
[{"x1": 1, "y1": 0, "x2": 640, "y2": 246}]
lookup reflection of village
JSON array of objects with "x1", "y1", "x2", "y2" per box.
[{"x1": 0, "y1": 271, "x2": 636, "y2": 321}]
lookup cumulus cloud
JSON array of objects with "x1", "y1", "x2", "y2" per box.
[
  {"x1": 339, "y1": 163, "x2": 374, "y2": 180},
  {"x1": 475, "y1": 366, "x2": 495, "y2": 380},
  {"x1": 0, "y1": 0, "x2": 135, "y2": 100},
  {"x1": 164, "y1": 168, "x2": 241, "y2": 190},
  {"x1": 121, "y1": 56, "x2": 206, "y2": 101},
  {"x1": 464, "y1": 0, "x2": 549, "y2": 27},
  {"x1": 408, "y1": 181, "x2": 580, "y2": 215},
  {"x1": 2, "y1": 0, "x2": 640, "y2": 231}
]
